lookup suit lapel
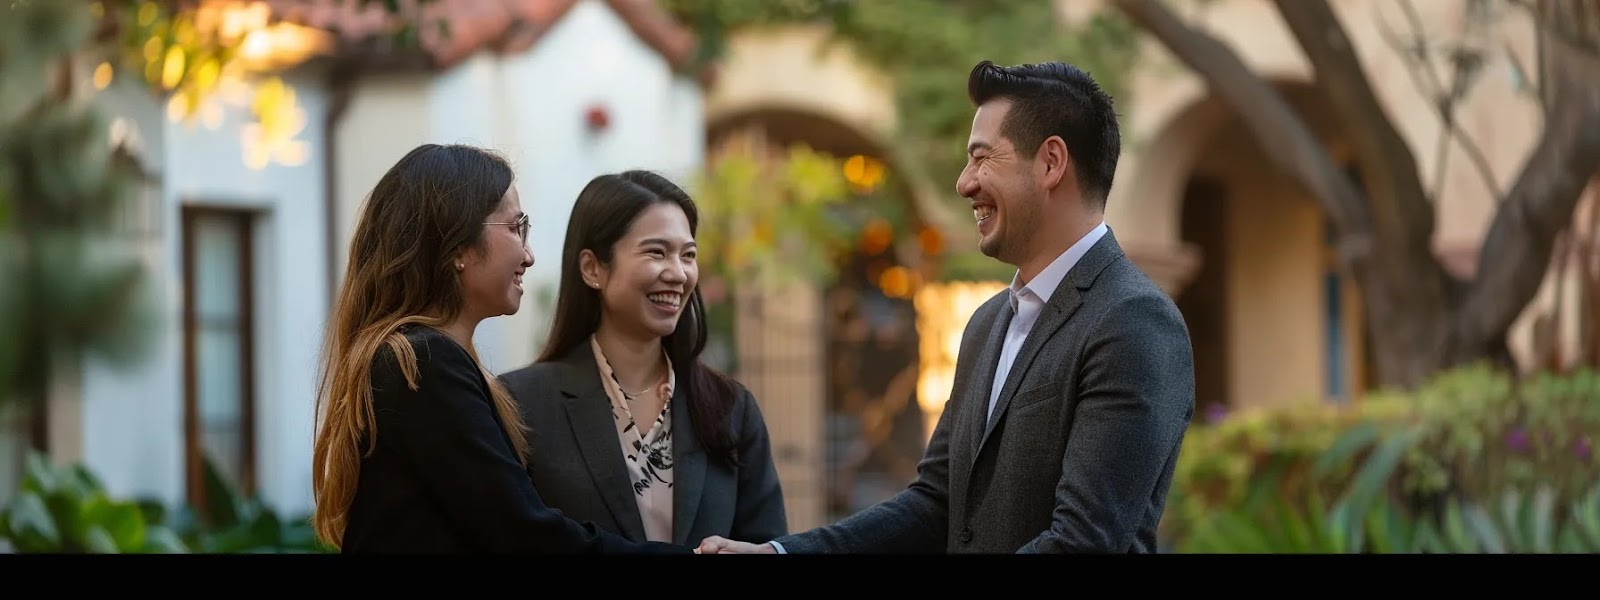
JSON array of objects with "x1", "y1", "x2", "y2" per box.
[
  {"x1": 557, "y1": 348, "x2": 649, "y2": 542},
  {"x1": 966, "y1": 299, "x2": 1014, "y2": 461},
  {"x1": 976, "y1": 231, "x2": 1124, "y2": 453},
  {"x1": 669, "y1": 382, "x2": 704, "y2": 545}
]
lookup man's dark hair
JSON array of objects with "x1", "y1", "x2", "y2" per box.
[{"x1": 967, "y1": 60, "x2": 1121, "y2": 205}]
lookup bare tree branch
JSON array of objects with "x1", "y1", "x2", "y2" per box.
[
  {"x1": 1270, "y1": 0, "x2": 1454, "y2": 327},
  {"x1": 1372, "y1": 3, "x2": 1457, "y2": 197},
  {"x1": 1455, "y1": 31, "x2": 1600, "y2": 359},
  {"x1": 1369, "y1": 0, "x2": 1504, "y2": 202},
  {"x1": 1109, "y1": 0, "x2": 1374, "y2": 260}
]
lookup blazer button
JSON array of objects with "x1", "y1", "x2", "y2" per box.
[{"x1": 959, "y1": 527, "x2": 973, "y2": 543}]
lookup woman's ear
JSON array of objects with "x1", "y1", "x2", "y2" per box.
[
  {"x1": 578, "y1": 249, "x2": 605, "y2": 290},
  {"x1": 453, "y1": 246, "x2": 481, "y2": 272}
]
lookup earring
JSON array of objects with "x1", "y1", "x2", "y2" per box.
[{"x1": 456, "y1": 263, "x2": 464, "y2": 271}]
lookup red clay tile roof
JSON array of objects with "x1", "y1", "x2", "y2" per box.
[{"x1": 266, "y1": 0, "x2": 704, "y2": 77}]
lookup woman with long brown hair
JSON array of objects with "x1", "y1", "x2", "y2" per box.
[{"x1": 311, "y1": 144, "x2": 688, "y2": 553}]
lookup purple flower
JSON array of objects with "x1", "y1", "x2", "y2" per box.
[
  {"x1": 1204, "y1": 404, "x2": 1229, "y2": 424},
  {"x1": 1575, "y1": 438, "x2": 1593, "y2": 463},
  {"x1": 1505, "y1": 428, "x2": 1530, "y2": 453}
]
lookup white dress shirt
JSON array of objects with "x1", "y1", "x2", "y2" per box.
[
  {"x1": 987, "y1": 221, "x2": 1108, "y2": 423},
  {"x1": 767, "y1": 221, "x2": 1108, "y2": 555}
]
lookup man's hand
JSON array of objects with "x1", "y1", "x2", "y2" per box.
[{"x1": 696, "y1": 536, "x2": 776, "y2": 554}]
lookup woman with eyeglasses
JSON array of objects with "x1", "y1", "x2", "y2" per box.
[
  {"x1": 498, "y1": 171, "x2": 787, "y2": 549},
  {"x1": 310, "y1": 144, "x2": 691, "y2": 554}
]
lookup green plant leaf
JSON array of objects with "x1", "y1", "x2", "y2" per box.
[
  {"x1": 1463, "y1": 504, "x2": 1506, "y2": 554},
  {"x1": 200, "y1": 454, "x2": 242, "y2": 528},
  {"x1": 1275, "y1": 497, "x2": 1315, "y2": 553},
  {"x1": 1364, "y1": 497, "x2": 1413, "y2": 553},
  {"x1": 1497, "y1": 488, "x2": 1526, "y2": 551},
  {"x1": 82, "y1": 525, "x2": 119, "y2": 553},
  {"x1": 141, "y1": 526, "x2": 190, "y2": 554},
  {"x1": 101, "y1": 501, "x2": 146, "y2": 551},
  {"x1": 4, "y1": 491, "x2": 61, "y2": 551},
  {"x1": 1411, "y1": 519, "x2": 1443, "y2": 554},
  {"x1": 1530, "y1": 486, "x2": 1555, "y2": 553},
  {"x1": 1575, "y1": 487, "x2": 1600, "y2": 551},
  {"x1": 21, "y1": 452, "x2": 58, "y2": 496},
  {"x1": 1312, "y1": 422, "x2": 1380, "y2": 477},
  {"x1": 1442, "y1": 502, "x2": 1478, "y2": 553}
]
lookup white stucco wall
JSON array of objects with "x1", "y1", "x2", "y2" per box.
[
  {"x1": 492, "y1": 0, "x2": 704, "y2": 373},
  {"x1": 79, "y1": 67, "x2": 331, "y2": 515}
]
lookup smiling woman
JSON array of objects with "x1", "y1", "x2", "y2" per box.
[{"x1": 498, "y1": 171, "x2": 790, "y2": 547}]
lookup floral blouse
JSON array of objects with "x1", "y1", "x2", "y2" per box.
[{"x1": 589, "y1": 336, "x2": 675, "y2": 542}]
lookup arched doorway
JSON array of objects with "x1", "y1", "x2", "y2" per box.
[
  {"x1": 701, "y1": 105, "x2": 942, "y2": 527},
  {"x1": 1131, "y1": 82, "x2": 1373, "y2": 413}
]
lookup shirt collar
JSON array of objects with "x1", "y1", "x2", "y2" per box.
[{"x1": 1009, "y1": 221, "x2": 1108, "y2": 306}]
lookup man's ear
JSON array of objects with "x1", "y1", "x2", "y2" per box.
[
  {"x1": 1039, "y1": 135, "x2": 1071, "y2": 191},
  {"x1": 578, "y1": 249, "x2": 604, "y2": 289}
]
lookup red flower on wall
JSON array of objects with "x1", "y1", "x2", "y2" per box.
[{"x1": 585, "y1": 104, "x2": 609, "y2": 132}]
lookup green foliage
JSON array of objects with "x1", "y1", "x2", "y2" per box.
[
  {"x1": 0, "y1": 0, "x2": 158, "y2": 413},
  {"x1": 1166, "y1": 364, "x2": 1600, "y2": 553},
  {"x1": 0, "y1": 453, "x2": 185, "y2": 553},
  {"x1": 691, "y1": 143, "x2": 861, "y2": 289},
  {"x1": 665, "y1": 0, "x2": 1143, "y2": 245},
  {"x1": 0, "y1": 452, "x2": 330, "y2": 554}
]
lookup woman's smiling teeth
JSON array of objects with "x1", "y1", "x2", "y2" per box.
[{"x1": 648, "y1": 292, "x2": 681, "y2": 309}]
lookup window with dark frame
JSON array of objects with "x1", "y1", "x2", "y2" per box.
[{"x1": 180, "y1": 206, "x2": 257, "y2": 513}]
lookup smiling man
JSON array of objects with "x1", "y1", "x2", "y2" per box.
[{"x1": 698, "y1": 60, "x2": 1196, "y2": 554}]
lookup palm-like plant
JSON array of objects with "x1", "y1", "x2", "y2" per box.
[{"x1": 0, "y1": 1, "x2": 157, "y2": 438}]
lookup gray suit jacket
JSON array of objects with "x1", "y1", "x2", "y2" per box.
[
  {"x1": 498, "y1": 345, "x2": 788, "y2": 547},
  {"x1": 774, "y1": 229, "x2": 1194, "y2": 553}
]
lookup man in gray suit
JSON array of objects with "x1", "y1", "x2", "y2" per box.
[{"x1": 696, "y1": 60, "x2": 1195, "y2": 554}]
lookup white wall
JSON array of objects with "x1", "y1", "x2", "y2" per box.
[
  {"x1": 332, "y1": 72, "x2": 432, "y2": 286},
  {"x1": 493, "y1": 0, "x2": 704, "y2": 372},
  {"x1": 81, "y1": 67, "x2": 331, "y2": 515}
]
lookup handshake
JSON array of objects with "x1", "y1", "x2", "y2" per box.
[{"x1": 693, "y1": 536, "x2": 778, "y2": 554}]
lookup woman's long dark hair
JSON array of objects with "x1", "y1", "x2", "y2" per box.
[
  {"x1": 538, "y1": 171, "x2": 742, "y2": 467},
  {"x1": 314, "y1": 143, "x2": 527, "y2": 547}
]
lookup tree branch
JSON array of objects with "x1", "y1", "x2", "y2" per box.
[
  {"x1": 1455, "y1": 32, "x2": 1600, "y2": 358},
  {"x1": 1271, "y1": 0, "x2": 1450, "y2": 296},
  {"x1": 1110, "y1": 0, "x2": 1374, "y2": 264},
  {"x1": 1373, "y1": 0, "x2": 1503, "y2": 201},
  {"x1": 1371, "y1": 3, "x2": 1455, "y2": 197}
]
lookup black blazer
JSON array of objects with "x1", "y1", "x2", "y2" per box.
[
  {"x1": 340, "y1": 325, "x2": 690, "y2": 554},
  {"x1": 772, "y1": 230, "x2": 1194, "y2": 553},
  {"x1": 498, "y1": 343, "x2": 788, "y2": 547}
]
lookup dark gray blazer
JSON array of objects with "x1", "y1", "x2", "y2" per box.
[
  {"x1": 773, "y1": 229, "x2": 1194, "y2": 553},
  {"x1": 498, "y1": 344, "x2": 788, "y2": 547}
]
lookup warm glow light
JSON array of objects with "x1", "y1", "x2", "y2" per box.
[
  {"x1": 914, "y1": 281, "x2": 1009, "y2": 441},
  {"x1": 878, "y1": 266, "x2": 915, "y2": 298},
  {"x1": 161, "y1": 45, "x2": 186, "y2": 90},
  {"x1": 860, "y1": 218, "x2": 893, "y2": 256},
  {"x1": 843, "y1": 154, "x2": 887, "y2": 193},
  {"x1": 92, "y1": 62, "x2": 114, "y2": 90},
  {"x1": 239, "y1": 76, "x2": 310, "y2": 170}
]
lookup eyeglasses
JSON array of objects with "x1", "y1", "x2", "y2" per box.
[{"x1": 485, "y1": 213, "x2": 529, "y2": 245}]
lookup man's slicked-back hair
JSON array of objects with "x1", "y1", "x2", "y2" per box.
[{"x1": 967, "y1": 60, "x2": 1121, "y2": 206}]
